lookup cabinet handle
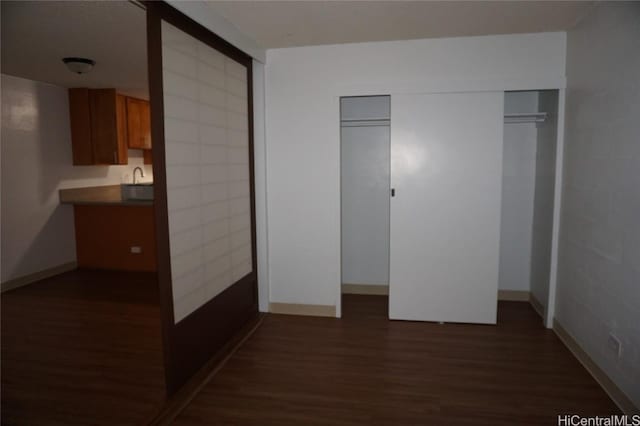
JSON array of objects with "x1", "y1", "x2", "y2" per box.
[
  {"x1": 391, "y1": 188, "x2": 395, "y2": 197},
  {"x1": 113, "y1": 151, "x2": 117, "y2": 164}
]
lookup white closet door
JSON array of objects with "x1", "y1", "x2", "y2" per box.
[{"x1": 389, "y1": 92, "x2": 503, "y2": 324}]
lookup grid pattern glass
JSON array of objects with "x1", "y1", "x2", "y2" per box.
[{"x1": 162, "y1": 22, "x2": 252, "y2": 323}]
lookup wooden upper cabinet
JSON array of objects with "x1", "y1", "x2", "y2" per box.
[
  {"x1": 68, "y1": 88, "x2": 128, "y2": 165},
  {"x1": 143, "y1": 149, "x2": 153, "y2": 165},
  {"x1": 115, "y1": 94, "x2": 129, "y2": 164},
  {"x1": 126, "y1": 97, "x2": 152, "y2": 150},
  {"x1": 68, "y1": 89, "x2": 93, "y2": 165},
  {"x1": 89, "y1": 89, "x2": 128, "y2": 165}
]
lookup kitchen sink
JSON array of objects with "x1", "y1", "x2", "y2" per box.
[{"x1": 121, "y1": 183, "x2": 154, "y2": 201}]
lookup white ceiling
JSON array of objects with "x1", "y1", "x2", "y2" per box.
[
  {"x1": 1, "y1": 0, "x2": 594, "y2": 90},
  {"x1": 1, "y1": 1, "x2": 148, "y2": 98},
  {"x1": 207, "y1": 0, "x2": 594, "y2": 49}
]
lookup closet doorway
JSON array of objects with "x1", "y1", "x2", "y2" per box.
[
  {"x1": 340, "y1": 95, "x2": 391, "y2": 316},
  {"x1": 339, "y1": 90, "x2": 561, "y2": 324},
  {"x1": 499, "y1": 90, "x2": 560, "y2": 325}
]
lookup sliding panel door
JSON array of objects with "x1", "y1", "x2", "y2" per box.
[
  {"x1": 147, "y1": 3, "x2": 257, "y2": 394},
  {"x1": 389, "y1": 92, "x2": 503, "y2": 324}
]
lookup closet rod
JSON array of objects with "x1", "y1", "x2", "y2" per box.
[
  {"x1": 341, "y1": 122, "x2": 390, "y2": 128},
  {"x1": 340, "y1": 117, "x2": 390, "y2": 122},
  {"x1": 504, "y1": 112, "x2": 548, "y2": 124}
]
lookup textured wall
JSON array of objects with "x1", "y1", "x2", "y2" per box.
[{"x1": 558, "y1": 2, "x2": 640, "y2": 407}]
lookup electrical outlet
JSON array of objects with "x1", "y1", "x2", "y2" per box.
[
  {"x1": 607, "y1": 333, "x2": 622, "y2": 358},
  {"x1": 130, "y1": 246, "x2": 142, "y2": 254}
]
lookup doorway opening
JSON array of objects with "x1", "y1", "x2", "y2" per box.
[
  {"x1": 1, "y1": 1, "x2": 164, "y2": 424},
  {"x1": 339, "y1": 95, "x2": 391, "y2": 317},
  {"x1": 498, "y1": 90, "x2": 560, "y2": 326}
]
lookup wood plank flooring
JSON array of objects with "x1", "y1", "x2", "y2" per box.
[
  {"x1": 1, "y1": 269, "x2": 165, "y2": 426},
  {"x1": 173, "y1": 295, "x2": 619, "y2": 425}
]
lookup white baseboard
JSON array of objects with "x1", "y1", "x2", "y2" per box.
[
  {"x1": 269, "y1": 302, "x2": 336, "y2": 318},
  {"x1": 553, "y1": 319, "x2": 639, "y2": 414},
  {"x1": 342, "y1": 283, "x2": 389, "y2": 295},
  {"x1": 1, "y1": 262, "x2": 78, "y2": 293}
]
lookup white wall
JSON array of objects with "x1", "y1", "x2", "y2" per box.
[
  {"x1": 265, "y1": 32, "x2": 566, "y2": 310},
  {"x1": 1, "y1": 74, "x2": 152, "y2": 284},
  {"x1": 253, "y1": 60, "x2": 269, "y2": 312},
  {"x1": 340, "y1": 96, "x2": 390, "y2": 286},
  {"x1": 558, "y1": 2, "x2": 640, "y2": 408},
  {"x1": 529, "y1": 90, "x2": 558, "y2": 309},
  {"x1": 499, "y1": 91, "x2": 539, "y2": 292}
]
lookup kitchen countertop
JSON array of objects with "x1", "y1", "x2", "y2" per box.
[{"x1": 59, "y1": 185, "x2": 154, "y2": 206}]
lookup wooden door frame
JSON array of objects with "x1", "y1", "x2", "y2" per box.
[{"x1": 146, "y1": 1, "x2": 258, "y2": 395}]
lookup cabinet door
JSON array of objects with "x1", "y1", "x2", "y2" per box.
[
  {"x1": 143, "y1": 149, "x2": 153, "y2": 165},
  {"x1": 69, "y1": 89, "x2": 93, "y2": 165},
  {"x1": 126, "y1": 97, "x2": 152, "y2": 149},
  {"x1": 74, "y1": 205, "x2": 156, "y2": 271},
  {"x1": 115, "y1": 94, "x2": 129, "y2": 164},
  {"x1": 90, "y1": 89, "x2": 127, "y2": 165}
]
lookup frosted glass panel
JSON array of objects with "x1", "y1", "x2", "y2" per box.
[{"x1": 162, "y1": 22, "x2": 252, "y2": 323}]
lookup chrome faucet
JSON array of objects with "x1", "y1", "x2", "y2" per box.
[{"x1": 133, "y1": 167, "x2": 144, "y2": 184}]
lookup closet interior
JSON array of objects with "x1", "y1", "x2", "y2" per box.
[
  {"x1": 339, "y1": 90, "x2": 560, "y2": 322},
  {"x1": 340, "y1": 95, "x2": 391, "y2": 311},
  {"x1": 499, "y1": 90, "x2": 559, "y2": 322}
]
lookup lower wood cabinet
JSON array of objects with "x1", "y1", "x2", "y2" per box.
[{"x1": 74, "y1": 204, "x2": 156, "y2": 272}]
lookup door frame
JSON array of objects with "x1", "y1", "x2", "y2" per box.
[{"x1": 146, "y1": 1, "x2": 258, "y2": 394}]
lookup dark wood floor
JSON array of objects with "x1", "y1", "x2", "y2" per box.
[
  {"x1": 174, "y1": 295, "x2": 619, "y2": 425},
  {"x1": 1, "y1": 269, "x2": 165, "y2": 426}
]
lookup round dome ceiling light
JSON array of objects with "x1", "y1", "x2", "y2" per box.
[{"x1": 62, "y1": 57, "x2": 95, "y2": 74}]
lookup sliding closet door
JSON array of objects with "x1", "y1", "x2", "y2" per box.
[
  {"x1": 389, "y1": 92, "x2": 503, "y2": 324},
  {"x1": 148, "y1": 3, "x2": 257, "y2": 393}
]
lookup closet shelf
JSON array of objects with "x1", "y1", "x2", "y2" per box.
[{"x1": 504, "y1": 112, "x2": 548, "y2": 124}]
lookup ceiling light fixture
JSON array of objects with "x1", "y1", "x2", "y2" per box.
[{"x1": 62, "y1": 57, "x2": 95, "y2": 74}]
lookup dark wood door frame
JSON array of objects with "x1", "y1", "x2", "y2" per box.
[{"x1": 146, "y1": 1, "x2": 258, "y2": 395}]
